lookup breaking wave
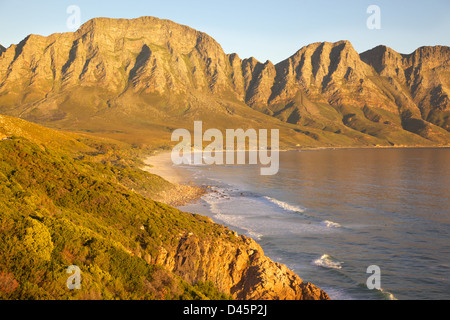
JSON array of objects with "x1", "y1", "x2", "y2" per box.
[
  {"x1": 204, "y1": 187, "x2": 263, "y2": 240},
  {"x1": 263, "y1": 196, "x2": 305, "y2": 213},
  {"x1": 321, "y1": 220, "x2": 341, "y2": 228},
  {"x1": 312, "y1": 254, "x2": 343, "y2": 270}
]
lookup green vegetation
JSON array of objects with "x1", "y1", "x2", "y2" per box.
[{"x1": 0, "y1": 136, "x2": 231, "y2": 300}]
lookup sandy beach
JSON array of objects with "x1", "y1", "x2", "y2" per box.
[
  {"x1": 142, "y1": 151, "x2": 207, "y2": 207},
  {"x1": 143, "y1": 151, "x2": 186, "y2": 183}
]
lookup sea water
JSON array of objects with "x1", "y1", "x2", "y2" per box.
[{"x1": 155, "y1": 148, "x2": 450, "y2": 300}]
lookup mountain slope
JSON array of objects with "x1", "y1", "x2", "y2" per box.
[{"x1": 0, "y1": 16, "x2": 448, "y2": 147}]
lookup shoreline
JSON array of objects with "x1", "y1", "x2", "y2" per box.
[
  {"x1": 147, "y1": 144, "x2": 450, "y2": 158},
  {"x1": 142, "y1": 152, "x2": 207, "y2": 207},
  {"x1": 287, "y1": 144, "x2": 450, "y2": 151},
  {"x1": 141, "y1": 146, "x2": 450, "y2": 300},
  {"x1": 142, "y1": 149, "x2": 335, "y2": 300},
  {"x1": 141, "y1": 144, "x2": 450, "y2": 207}
]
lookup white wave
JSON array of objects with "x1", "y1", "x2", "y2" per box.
[
  {"x1": 209, "y1": 201, "x2": 222, "y2": 216},
  {"x1": 321, "y1": 220, "x2": 341, "y2": 228},
  {"x1": 205, "y1": 190, "x2": 263, "y2": 240},
  {"x1": 320, "y1": 287, "x2": 356, "y2": 300},
  {"x1": 214, "y1": 212, "x2": 263, "y2": 241},
  {"x1": 247, "y1": 230, "x2": 263, "y2": 241},
  {"x1": 312, "y1": 254, "x2": 343, "y2": 270},
  {"x1": 264, "y1": 196, "x2": 305, "y2": 213}
]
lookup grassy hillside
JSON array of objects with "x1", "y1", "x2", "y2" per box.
[{"x1": 0, "y1": 116, "x2": 233, "y2": 300}]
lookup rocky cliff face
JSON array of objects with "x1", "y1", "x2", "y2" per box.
[
  {"x1": 361, "y1": 45, "x2": 450, "y2": 131},
  {"x1": 0, "y1": 17, "x2": 231, "y2": 98},
  {"x1": 0, "y1": 16, "x2": 449, "y2": 147},
  {"x1": 153, "y1": 231, "x2": 329, "y2": 300}
]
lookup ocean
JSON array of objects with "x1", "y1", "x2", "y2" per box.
[{"x1": 149, "y1": 148, "x2": 450, "y2": 300}]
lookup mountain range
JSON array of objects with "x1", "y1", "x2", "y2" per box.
[{"x1": 0, "y1": 16, "x2": 449, "y2": 148}]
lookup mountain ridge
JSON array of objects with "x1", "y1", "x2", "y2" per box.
[{"x1": 0, "y1": 16, "x2": 449, "y2": 147}]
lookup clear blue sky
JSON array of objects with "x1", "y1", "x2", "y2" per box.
[{"x1": 0, "y1": 0, "x2": 449, "y2": 63}]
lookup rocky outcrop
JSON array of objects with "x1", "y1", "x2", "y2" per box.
[{"x1": 153, "y1": 232, "x2": 329, "y2": 300}]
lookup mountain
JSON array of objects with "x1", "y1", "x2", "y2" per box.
[
  {"x1": 360, "y1": 45, "x2": 450, "y2": 132},
  {"x1": 247, "y1": 40, "x2": 450, "y2": 145},
  {"x1": 0, "y1": 114, "x2": 329, "y2": 300},
  {"x1": 0, "y1": 16, "x2": 448, "y2": 148}
]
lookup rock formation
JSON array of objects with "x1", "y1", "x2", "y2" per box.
[{"x1": 154, "y1": 231, "x2": 329, "y2": 300}]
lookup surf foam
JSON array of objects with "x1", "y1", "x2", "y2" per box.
[
  {"x1": 264, "y1": 196, "x2": 305, "y2": 213},
  {"x1": 312, "y1": 254, "x2": 343, "y2": 270},
  {"x1": 204, "y1": 187, "x2": 263, "y2": 240},
  {"x1": 321, "y1": 220, "x2": 341, "y2": 228}
]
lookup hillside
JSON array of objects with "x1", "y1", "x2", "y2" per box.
[
  {"x1": 0, "y1": 115, "x2": 329, "y2": 300},
  {"x1": 0, "y1": 16, "x2": 448, "y2": 148}
]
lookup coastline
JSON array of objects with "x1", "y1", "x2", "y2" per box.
[
  {"x1": 142, "y1": 144, "x2": 450, "y2": 194},
  {"x1": 287, "y1": 144, "x2": 450, "y2": 151},
  {"x1": 141, "y1": 151, "x2": 334, "y2": 300},
  {"x1": 141, "y1": 147, "x2": 450, "y2": 300},
  {"x1": 141, "y1": 143, "x2": 450, "y2": 207},
  {"x1": 142, "y1": 152, "x2": 207, "y2": 207}
]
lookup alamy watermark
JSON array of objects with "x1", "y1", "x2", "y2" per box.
[
  {"x1": 367, "y1": 5, "x2": 381, "y2": 30},
  {"x1": 366, "y1": 265, "x2": 381, "y2": 289},
  {"x1": 66, "y1": 265, "x2": 81, "y2": 290},
  {"x1": 171, "y1": 121, "x2": 279, "y2": 175},
  {"x1": 66, "y1": 5, "x2": 81, "y2": 31}
]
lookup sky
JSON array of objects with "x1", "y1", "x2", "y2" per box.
[{"x1": 0, "y1": 0, "x2": 449, "y2": 64}]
